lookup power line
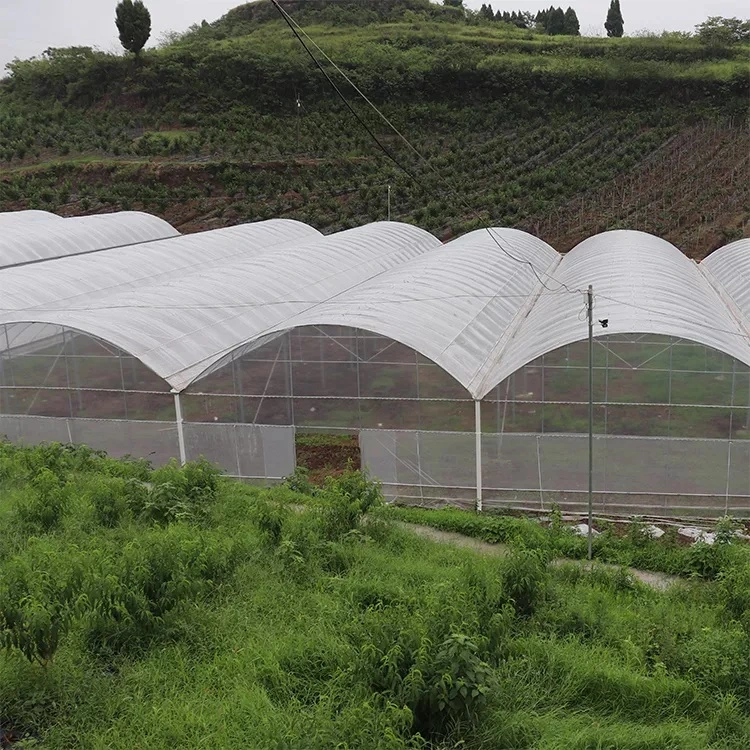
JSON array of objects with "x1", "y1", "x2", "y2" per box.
[
  {"x1": 269, "y1": 0, "x2": 422, "y2": 185},
  {"x1": 270, "y1": 0, "x2": 584, "y2": 298}
]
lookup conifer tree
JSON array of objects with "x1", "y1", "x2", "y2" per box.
[
  {"x1": 605, "y1": 0, "x2": 624, "y2": 37},
  {"x1": 548, "y1": 6, "x2": 565, "y2": 34},
  {"x1": 563, "y1": 6, "x2": 580, "y2": 35},
  {"x1": 115, "y1": 0, "x2": 151, "y2": 55}
]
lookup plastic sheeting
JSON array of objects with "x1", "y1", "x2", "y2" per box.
[
  {"x1": 0, "y1": 217, "x2": 748, "y2": 398},
  {"x1": 0, "y1": 219, "x2": 320, "y2": 318},
  {"x1": 473, "y1": 231, "x2": 750, "y2": 398},
  {"x1": 0, "y1": 211, "x2": 178, "y2": 269},
  {"x1": 0, "y1": 222, "x2": 440, "y2": 390},
  {"x1": 0, "y1": 415, "x2": 296, "y2": 478},
  {"x1": 0, "y1": 210, "x2": 62, "y2": 227},
  {"x1": 701, "y1": 238, "x2": 750, "y2": 328},
  {"x1": 361, "y1": 429, "x2": 750, "y2": 516},
  {"x1": 248, "y1": 228, "x2": 559, "y2": 392}
]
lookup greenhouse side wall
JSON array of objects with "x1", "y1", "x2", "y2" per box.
[
  {"x1": 2, "y1": 324, "x2": 749, "y2": 518},
  {"x1": 361, "y1": 335, "x2": 750, "y2": 518},
  {"x1": 0, "y1": 324, "x2": 296, "y2": 480}
]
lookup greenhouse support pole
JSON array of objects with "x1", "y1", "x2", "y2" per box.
[
  {"x1": 587, "y1": 285, "x2": 594, "y2": 562},
  {"x1": 475, "y1": 399, "x2": 483, "y2": 513},
  {"x1": 172, "y1": 390, "x2": 187, "y2": 466}
]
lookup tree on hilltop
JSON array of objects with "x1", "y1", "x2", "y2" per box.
[
  {"x1": 548, "y1": 7, "x2": 566, "y2": 35},
  {"x1": 605, "y1": 0, "x2": 624, "y2": 38},
  {"x1": 695, "y1": 16, "x2": 750, "y2": 49},
  {"x1": 563, "y1": 7, "x2": 580, "y2": 35},
  {"x1": 115, "y1": 0, "x2": 151, "y2": 56}
]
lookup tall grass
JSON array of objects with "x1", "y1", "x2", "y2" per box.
[{"x1": 1, "y1": 442, "x2": 749, "y2": 747}]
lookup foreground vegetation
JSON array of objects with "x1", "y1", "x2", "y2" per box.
[
  {"x1": 1, "y1": 0, "x2": 748, "y2": 254},
  {"x1": 1, "y1": 441, "x2": 749, "y2": 748}
]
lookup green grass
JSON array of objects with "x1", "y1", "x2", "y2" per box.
[
  {"x1": 1, "y1": 441, "x2": 750, "y2": 747},
  {"x1": 385, "y1": 504, "x2": 750, "y2": 578}
]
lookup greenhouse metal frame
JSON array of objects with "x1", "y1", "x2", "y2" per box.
[{"x1": 0, "y1": 209, "x2": 748, "y2": 518}]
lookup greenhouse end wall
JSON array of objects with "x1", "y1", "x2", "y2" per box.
[{"x1": 1, "y1": 323, "x2": 748, "y2": 517}]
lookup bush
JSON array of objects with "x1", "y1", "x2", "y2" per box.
[
  {"x1": 501, "y1": 549, "x2": 549, "y2": 618},
  {"x1": 16, "y1": 468, "x2": 69, "y2": 532},
  {"x1": 139, "y1": 458, "x2": 221, "y2": 525},
  {"x1": 84, "y1": 526, "x2": 241, "y2": 655},
  {"x1": 0, "y1": 541, "x2": 86, "y2": 665},
  {"x1": 430, "y1": 632, "x2": 494, "y2": 726},
  {"x1": 249, "y1": 496, "x2": 289, "y2": 547},
  {"x1": 88, "y1": 476, "x2": 132, "y2": 527}
]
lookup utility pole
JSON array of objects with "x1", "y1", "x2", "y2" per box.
[
  {"x1": 387, "y1": 184, "x2": 391, "y2": 222},
  {"x1": 587, "y1": 284, "x2": 594, "y2": 561}
]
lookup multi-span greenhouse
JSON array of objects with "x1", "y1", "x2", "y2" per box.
[{"x1": 0, "y1": 209, "x2": 748, "y2": 517}]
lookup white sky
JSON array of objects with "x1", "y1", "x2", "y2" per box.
[{"x1": 1, "y1": 1, "x2": 747, "y2": 71}]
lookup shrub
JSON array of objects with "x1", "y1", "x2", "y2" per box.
[
  {"x1": 16, "y1": 468, "x2": 69, "y2": 532},
  {"x1": 84, "y1": 527, "x2": 240, "y2": 655},
  {"x1": 250, "y1": 496, "x2": 289, "y2": 547},
  {"x1": 323, "y1": 466, "x2": 382, "y2": 513},
  {"x1": 0, "y1": 541, "x2": 86, "y2": 665},
  {"x1": 88, "y1": 476, "x2": 131, "y2": 527},
  {"x1": 140, "y1": 458, "x2": 221, "y2": 525},
  {"x1": 501, "y1": 549, "x2": 549, "y2": 618},
  {"x1": 430, "y1": 632, "x2": 494, "y2": 726},
  {"x1": 283, "y1": 466, "x2": 318, "y2": 496},
  {"x1": 683, "y1": 542, "x2": 727, "y2": 580}
]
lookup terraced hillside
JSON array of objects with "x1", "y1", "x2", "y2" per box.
[{"x1": 0, "y1": 0, "x2": 748, "y2": 255}]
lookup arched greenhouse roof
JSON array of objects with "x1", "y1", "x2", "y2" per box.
[
  {"x1": 0, "y1": 219, "x2": 320, "y2": 314},
  {"x1": 0, "y1": 221, "x2": 440, "y2": 390},
  {"x1": 0, "y1": 211, "x2": 179, "y2": 269},
  {"x1": 701, "y1": 238, "x2": 750, "y2": 327},
  {"x1": 0, "y1": 215, "x2": 747, "y2": 399},
  {"x1": 471, "y1": 231, "x2": 750, "y2": 398},
  {"x1": 209, "y1": 228, "x2": 561, "y2": 391},
  {"x1": 0, "y1": 209, "x2": 62, "y2": 227}
]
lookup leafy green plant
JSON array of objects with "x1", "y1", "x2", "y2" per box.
[
  {"x1": 88, "y1": 476, "x2": 131, "y2": 527},
  {"x1": 16, "y1": 468, "x2": 69, "y2": 532},
  {"x1": 249, "y1": 496, "x2": 289, "y2": 547},
  {"x1": 500, "y1": 548, "x2": 549, "y2": 618},
  {"x1": 283, "y1": 466, "x2": 318, "y2": 496},
  {"x1": 715, "y1": 515, "x2": 740, "y2": 545},
  {"x1": 139, "y1": 459, "x2": 221, "y2": 525},
  {"x1": 0, "y1": 542, "x2": 86, "y2": 665},
  {"x1": 430, "y1": 632, "x2": 493, "y2": 726}
]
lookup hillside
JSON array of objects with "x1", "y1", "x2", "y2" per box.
[{"x1": 0, "y1": 0, "x2": 749, "y2": 256}]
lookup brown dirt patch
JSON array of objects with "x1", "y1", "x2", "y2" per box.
[{"x1": 295, "y1": 434, "x2": 361, "y2": 485}]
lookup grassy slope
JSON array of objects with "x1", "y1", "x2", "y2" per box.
[
  {"x1": 0, "y1": 9, "x2": 748, "y2": 257},
  {"x1": 1, "y1": 444, "x2": 750, "y2": 748}
]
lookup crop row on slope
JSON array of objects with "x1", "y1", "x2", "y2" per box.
[
  {"x1": 522, "y1": 122, "x2": 750, "y2": 256},
  {"x1": 1, "y1": 443, "x2": 749, "y2": 748},
  {"x1": 2, "y1": 103, "x2": 747, "y2": 256}
]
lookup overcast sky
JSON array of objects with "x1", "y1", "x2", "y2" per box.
[{"x1": 1, "y1": 1, "x2": 747, "y2": 71}]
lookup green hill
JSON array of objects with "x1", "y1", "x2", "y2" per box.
[{"x1": 1, "y1": 0, "x2": 748, "y2": 255}]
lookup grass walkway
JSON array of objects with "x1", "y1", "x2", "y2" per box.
[{"x1": 400, "y1": 522, "x2": 681, "y2": 590}]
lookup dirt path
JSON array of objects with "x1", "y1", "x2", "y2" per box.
[{"x1": 401, "y1": 523, "x2": 680, "y2": 591}]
